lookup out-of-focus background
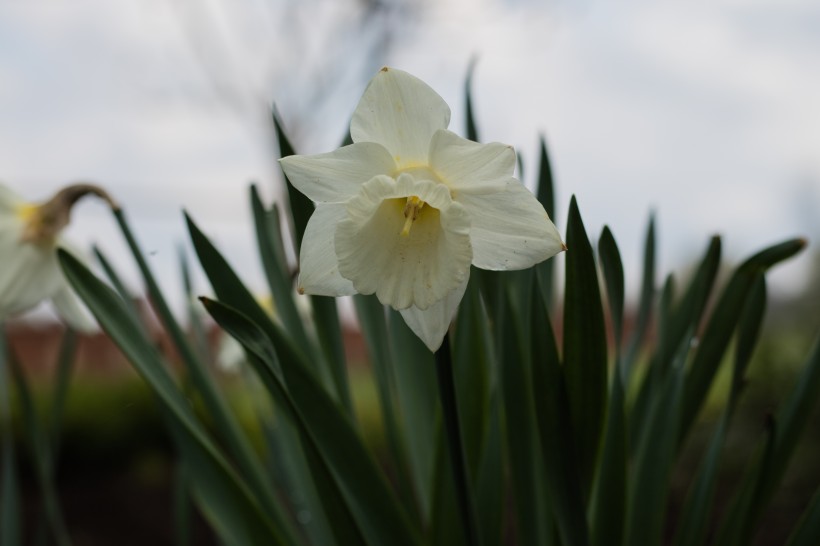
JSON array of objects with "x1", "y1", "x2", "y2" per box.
[{"x1": 2, "y1": 1, "x2": 819, "y2": 544}]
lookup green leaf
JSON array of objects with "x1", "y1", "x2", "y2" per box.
[
  {"x1": 588, "y1": 373, "x2": 626, "y2": 546},
  {"x1": 451, "y1": 277, "x2": 492, "y2": 480},
  {"x1": 251, "y1": 186, "x2": 350, "y2": 409},
  {"x1": 563, "y1": 196, "x2": 608, "y2": 495},
  {"x1": 713, "y1": 416, "x2": 778, "y2": 546},
  {"x1": 0, "y1": 327, "x2": 22, "y2": 546},
  {"x1": 179, "y1": 245, "x2": 211, "y2": 363},
  {"x1": 473, "y1": 391, "x2": 504, "y2": 546},
  {"x1": 680, "y1": 238, "x2": 806, "y2": 441},
  {"x1": 786, "y1": 487, "x2": 820, "y2": 546},
  {"x1": 534, "y1": 135, "x2": 557, "y2": 310},
  {"x1": 93, "y1": 245, "x2": 148, "y2": 334},
  {"x1": 387, "y1": 309, "x2": 438, "y2": 524},
  {"x1": 249, "y1": 185, "x2": 309, "y2": 349},
  {"x1": 671, "y1": 410, "x2": 730, "y2": 546},
  {"x1": 112, "y1": 208, "x2": 287, "y2": 530},
  {"x1": 186, "y1": 211, "x2": 360, "y2": 543},
  {"x1": 58, "y1": 250, "x2": 286, "y2": 546},
  {"x1": 464, "y1": 58, "x2": 479, "y2": 142},
  {"x1": 48, "y1": 330, "x2": 77, "y2": 456},
  {"x1": 729, "y1": 274, "x2": 767, "y2": 406},
  {"x1": 9, "y1": 352, "x2": 71, "y2": 546},
  {"x1": 434, "y1": 336, "x2": 481, "y2": 546},
  {"x1": 673, "y1": 276, "x2": 767, "y2": 546},
  {"x1": 625, "y1": 341, "x2": 687, "y2": 546},
  {"x1": 501, "y1": 297, "x2": 551, "y2": 546},
  {"x1": 661, "y1": 236, "x2": 721, "y2": 370},
  {"x1": 629, "y1": 274, "x2": 676, "y2": 456},
  {"x1": 622, "y1": 214, "x2": 656, "y2": 380},
  {"x1": 598, "y1": 226, "x2": 625, "y2": 357},
  {"x1": 531, "y1": 283, "x2": 589, "y2": 546},
  {"x1": 202, "y1": 298, "x2": 422, "y2": 546},
  {"x1": 272, "y1": 108, "x2": 314, "y2": 253},
  {"x1": 353, "y1": 295, "x2": 416, "y2": 516}
]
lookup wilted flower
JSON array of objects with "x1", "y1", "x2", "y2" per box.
[
  {"x1": 0, "y1": 183, "x2": 116, "y2": 331},
  {"x1": 281, "y1": 67, "x2": 564, "y2": 351}
]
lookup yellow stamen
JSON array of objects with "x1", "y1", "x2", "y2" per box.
[{"x1": 400, "y1": 196, "x2": 424, "y2": 236}]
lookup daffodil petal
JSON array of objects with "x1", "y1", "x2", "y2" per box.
[
  {"x1": 399, "y1": 275, "x2": 469, "y2": 352},
  {"x1": 52, "y1": 284, "x2": 96, "y2": 332},
  {"x1": 350, "y1": 68, "x2": 451, "y2": 169},
  {"x1": 459, "y1": 179, "x2": 564, "y2": 270},
  {"x1": 0, "y1": 184, "x2": 24, "y2": 212},
  {"x1": 429, "y1": 130, "x2": 516, "y2": 194},
  {"x1": 335, "y1": 173, "x2": 472, "y2": 310},
  {"x1": 279, "y1": 142, "x2": 397, "y2": 203},
  {"x1": 298, "y1": 204, "x2": 357, "y2": 297},
  {"x1": 0, "y1": 222, "x2": 63, "y2": 317}
]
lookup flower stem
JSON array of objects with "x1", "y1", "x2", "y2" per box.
[{"x1": 435, "y1": 333, "x2": 481, "y2": 546}]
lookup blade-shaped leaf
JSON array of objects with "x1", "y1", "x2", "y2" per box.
[
  {"x1": 57, "y1": 250, "x2": 286, "y2": 546},
  {"x1": 386, "y1": 307, "x2": 438, "y2": 526},
  {"x1": 625, "y1": 343, "x2": 687, "y2": 546},
  {"x1": 716, "y1": 334, "x2": 820, "y2": 545},
  {"x1": 0, "y1": 327, "x2": 21, "y2": 546},
  {"x1": 501, "y1": 297, "x2": 551, "y2": 546},
  {"x1": 672, "y1": 274, "x2": 768, "y2": 546},
  {"x1": 353, "y1": 295, "x2": 416, "y2": 515},
  {"x1": 535, "y1": 135, "x2": 557, "y2": 310},
  {"x1": 464, "y1": 58, "x2": 479, "y2": 142},
  {"x1": 202, "y1": 297, "x2": 422, "y2": 546},
  {"x1": 531, "y1": 284, "x2": 589, "y2": 546},
  {"x1": 786, "y1": 487, "x2": 820, "y2": 546},
  {"x1": 112, "y1": 208, "x2": 286, "y2": 527},
  {"x1": 598, "y1": 226, "x2": 625, "y2": 357},
  {"x1": 272, "y1": 108, "x2": 313, "y2": 253},
  {"x1": 680, "y1": 238, "x2": 806, "y2": 441},
  {"x1": 563, "y1": 196, "x2": 608, "y2": 495},
  {"x1": 622, "y1": 214, "x2": 655, "y2": 379}
]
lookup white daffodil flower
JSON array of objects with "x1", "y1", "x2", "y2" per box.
[
  {"x1": 0, "y1": 183, "x2": 116, "y2": 332},
  {"x1": 280, "y1": 67, "x2": 565, "y2": 351}
]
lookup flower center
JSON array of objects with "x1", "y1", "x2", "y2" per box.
[{"x1": 400, "y1": 196, "x2": 426, "y2": 236}]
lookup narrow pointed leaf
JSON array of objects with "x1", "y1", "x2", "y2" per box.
[
  {"x1": 464, "y1": 59, "x2": 479, "y2": 142},
  {"x1": 623, "y1": 214, "x2": 655, "y2": 379},
  {"x1": 625, "y1": 345, "x2": 687, "y2": 546},
  {"x1": 353, "y1": 295, "x2": 416, "y2": 514},
  {"x1": 563, "y1": 196, "x2": 607, "y2": 494},
  {"x1": 112, "y1": 208, "x2": 286, "y2": 527},
  {"x1": 57, "y1": 250, "x2": 285, "y2": 546},
  {"x1": 786, "y1": 487, "x2": 820, "y2": 546},
  {"x1": 387, "y1": 308, "x2": 438, "y2": 524},
  {"x1": 202, "y1": 298, "x2": 422, "y2": 546},
  {"x1": 598, "y1": 226, "x2": 625, "y2": 356},
  {"x1": 680, "y1": 238, "x2": 806, "y2": 440},
  {"x1": 531, "y1": 284, "x2": 589, "y2": 546},
  {"x1": 589, "y1": 372, "x2": 626, "y2": 546},
  {"x1": 273, "y1": 109, "x2": 313, "y2": 252},
  {"x1": 0, "y1": 328, "x2": 22, "y2": 546},
  {"x1": 501, "y1": 297, "x2": 551, "y2": 546},
  {"x1": 535, "y1": 135, "x2": 557, "y2": 310}
]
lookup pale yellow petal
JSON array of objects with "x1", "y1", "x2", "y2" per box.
[
  {"x1": 399, "y1": 276, "x2": 469, "y2": 352},
  {"x1": 335, "y1": 173, "x2": 471, "y2": 310},
  {"x1": 429, "y1": 130, "x2": 516, "y2": 194},
  {"x1": 0, "y1": 222, "x2": 63, "y2": 318},
  {"x1": 297, "y1": 204, "x2": 357, "y2": 297},
  {"x1": 350, "y1": 68, "x2": 451, "y2": 169},
  {"x1": 279, "y1": 142, "x2": 396, "y2": 203},
  {"x1": 458, "y1": 179, "x2": 564, "y2": 270}
]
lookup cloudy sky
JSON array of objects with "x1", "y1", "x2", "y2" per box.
[{"x1": 2, "y1": 0, "x2": 819, "y2": 319}]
